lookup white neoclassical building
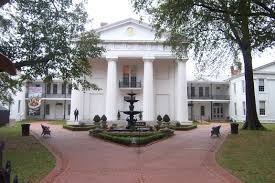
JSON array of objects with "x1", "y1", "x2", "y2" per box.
[
  {"x1": 69, "y1": 18, "x2": 189, "y2": 124},
  {"x1": 230, "y1": 61, "x2": 275, "y2": 122}
]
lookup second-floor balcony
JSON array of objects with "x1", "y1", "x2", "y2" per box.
[
  {"x1": 119, "y1": 80, "x2": 142, "y2": 89},
  {"x1": 188, "y1": 94, "x2": 230, "y2": 100},
  {"x1": 26, "y1": 93, "x2": 71, "y2": 99}
]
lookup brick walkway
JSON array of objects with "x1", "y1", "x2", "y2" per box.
[{"x1": 30, "y1": 123, "x2": 241, "y2": 183}]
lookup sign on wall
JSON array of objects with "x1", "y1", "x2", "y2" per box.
[{"x1": 28, "y1": 87, "x2": 42, "y2": 116}]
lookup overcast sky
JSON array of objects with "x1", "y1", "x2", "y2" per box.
[{"x1": 87, "y1": 0, "x2": 275, "y2": 80}]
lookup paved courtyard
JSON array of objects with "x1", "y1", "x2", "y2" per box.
[{"x1": 30, "y1": 123, "x2": 241, "y2": 183}]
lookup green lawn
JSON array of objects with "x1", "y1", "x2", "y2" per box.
[
  {"x1": 0, "y1": 123, "x2": 55, "y2": 183},
  {"x1": 217, "y1": 124, "x2": 275, "y2": 183}
]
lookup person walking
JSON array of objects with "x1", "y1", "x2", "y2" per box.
[{"x1": 74, "y1": 108, "x2": 79, "y2": 122}]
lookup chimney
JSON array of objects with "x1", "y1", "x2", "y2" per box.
[
  {"x1": 100, "y1": 22, "x2": 108, "y2": 27},
  {"x1": 230, "y1": 65, "x2": 241, "y2": 76}
]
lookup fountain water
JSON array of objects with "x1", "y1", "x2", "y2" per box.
[{"x1": 122, "y1": 91, "x2": 141, "y2": 129}]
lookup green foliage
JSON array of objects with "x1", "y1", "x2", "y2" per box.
[
  {"x1": 63, "y1": 124, "x2": 96, "y2": 131},
  {"x1": 170, "y1": 124, "x2": 197, "y2": 131},
  {"x1": 163, "y1": 114, "x2": 170, "y2": 123},
  {"x1": 132, "y1": 0, "x2": 273, "y2": 129},
  {"x1": 176, "y1": 122, "x2": 181, "y2": 127},
  {"x1": 157, "y1": 115, "x2": 162, "y2": 122},
  {"x1": 93, "y1": 115, "x2": 101, "y2": 123},
  {"x1": 217, "y1": 124, "x2": 275, "y2": 183},
  {"x1": 0, "y1": 0, "x2": 104, "y2": 104},
  {"x1": 90, "y1": 131, "x2": 172, "y2": 146},
  {"x1": 0, "y1": 124, "x2": 55, "y2": 182},
  {"x1": 101, "y1": 115, "x2": 107, "y2": 122}
]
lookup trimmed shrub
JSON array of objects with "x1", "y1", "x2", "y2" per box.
[
  {"x1": 101, "y1": 121, "x2": 108, "y2": 129},
  {"x1": 89, "y1": 127, "x2": 103, "y2": 135},
  {"x1": 170, "y1": 124, "x2": 197, "y2": 131},
  {"x1": 159, "y1": 127, "x2": 174, "y2": 136},
  {"x1": 176, "y1": 122, "x2": 181, "y2": 127},
  {"x1": 93, "y1": 115, "x2": 101, "y2": 123},
  {"x1": 157, "y1": 115, "x2": 162, "y2": 122},
  {"x1": 79, "y1": 122, "x2": 86, "y2": 127},
  {"x1": 90, "y1": 131, "x2": 171, "y2": 146},
  {"x1": 63, "y1": 124, "x2": 96, "y2": 131},
  {"x1": 101, "y1": 115, "x2": 107, "y2": 122},
  {"x1": 163, "y1": 114, "x2": 170, "y2": 122}
]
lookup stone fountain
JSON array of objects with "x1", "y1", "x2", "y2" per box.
[{"x1": 122, "y1": 91, "x2": 141, "y2": 129}]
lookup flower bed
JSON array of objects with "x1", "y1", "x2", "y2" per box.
[
  {"x1": 169, "y1": 124, "x2": 197, "y2": 131},
  {"x1": 89, "y1": 129, "x2": 174, "y2": 146},
  {"x1": 63, "y1": 124, "x2": 96, "y2": 131}
]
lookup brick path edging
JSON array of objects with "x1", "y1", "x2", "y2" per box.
[
  {"x1": 202, "y1": 129, "x2": 242, "y2": 183},
  {"x1": 31, "y1": 130, "x2": 68, "y2": 183}
]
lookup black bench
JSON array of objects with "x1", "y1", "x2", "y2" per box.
[
  {"x1": 41, "y1": 124, "x2": 51, "y2": 136},
  {"x1": 211, "y1": 125, "x2": 221, "y2": 137}
]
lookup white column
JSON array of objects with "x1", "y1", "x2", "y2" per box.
[
  {"x1": 105, "y1": 57, "x2": 118, "y2": 121},
  {"x1": 176, "y1": 60, "x2": 189, "y2": 123},
  {"x1": 143, "y1": 57, "x2": 154, "y2": 121}
]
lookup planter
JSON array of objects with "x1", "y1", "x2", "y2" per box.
[
  {"x1": 21, "y1": 124, "x2": 30, "y2": 136},
  {"x1": 230, "y1": 123, "x2": 239, "y2": 134}
]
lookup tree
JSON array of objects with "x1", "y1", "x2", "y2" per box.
[
  {"x1": 0, "y1": 0, "x2": 104, "y2": 104},
  {"x1": 132, "y1": 0, "x2": 275, "y2": 130}
]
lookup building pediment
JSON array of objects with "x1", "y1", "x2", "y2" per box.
[
  {"x1": 254, "y1": 61, "x2": 275, "y2": 72},
  {"x1": 95, "y1": 18, "x2": 166, "y2": 42}
]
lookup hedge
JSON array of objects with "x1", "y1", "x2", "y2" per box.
[
  {"x1": 90, "y1": 131, "x2": 173, "y2": 146},
  {"x1": 63, "y1": 124, "x2": 96, "y2": 131},
  {"x1": 169, "y1": 124, "x2": 197, "y2": 131}
]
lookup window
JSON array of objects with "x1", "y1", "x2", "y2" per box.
[
  {"x1": 36, "y1": 84, "x2": 40, "y2": 87},
  {"x1": 234, "y1": 102, "x2": 237, "y2": 115},
  {"x1": 45, "y1": 104, "x2": 50, "y2": 115},
  {"x1": 205, "y1": 87, "x2": 209, "y2": 97},
  {"x1": 18, "y1": 100, "x2": 21, "y2": 113},
  {"x1": 243, "y1": 101, "x2": 246, "y2": 115},
  {"x1": 62, "y1": 83, "x2": 66, "y2": 94},
  {"x1": 46, "y1": 83, "x2": 51, "y2": 94},
  {"x1": 68, "y1": 104, "x2": 71, "y2": 115},
  {"x1": 233, "y1": 83, "x2": 236, "y2": 94},
  {"x1": 53, "y1": 84, "x2": 58, "y2": 94},
  {"x1": 191, "y1": 87, "x2": 195, "y2": 97},
  {"x1": 259, "y1": 101, "x2": 265, "y2": 115},
  {"x1": 123, "y1": 65, "x2": 137, "y2": 87},
  {"x1": 242, "y1": 80, "x2": 245, "y2": 93},
  {"x1": 68, "y1": 84, "x2": 72, "y2": 94},
  {"x1": 199, "y1": 87, "x2": 203, "y2": 97},
  {"x1": 259, "y1": 79, "x2": 264, "y2": 92},
  {"x1": 200, "y1": 106, "x2": 205, "y2": 116}
]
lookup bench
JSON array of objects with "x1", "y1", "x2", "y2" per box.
[
  {"x1": 211, "y1": 125, "x2": 221, "y2": 137},
  {"x1": 41, "y1": 124, "x2": 51, "y2": 136}
]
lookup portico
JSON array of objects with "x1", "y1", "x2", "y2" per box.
[{"x1": 69, "y1": 18, "x2": 189, "y2": 124}]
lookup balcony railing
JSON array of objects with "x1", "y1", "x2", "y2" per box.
[
  {"x1": 119, "y1": 80, "x2": 142, "y2": 89},
  {"x1": 25, "y1": 93, "x2": 71, "y2": 98},
  {"x1": 188, "y1": 95, "x2": 230, "y2": 100}
]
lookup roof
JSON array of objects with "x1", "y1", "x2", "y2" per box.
[
  {"x1": 94, "y1": 18, "x2": 153, "y2": 33},
  {"x1": 228, "y1": 61, "x2": 275, "y2": 80}
]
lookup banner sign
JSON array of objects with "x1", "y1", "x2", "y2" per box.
[{"x1": 28, "y1": 87, "x2": 42, "y2": 116}]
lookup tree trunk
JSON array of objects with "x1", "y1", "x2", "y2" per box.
[
  {"x1": 241, "y1": 48, "x2": 263, "y2": 130},
  {"x1": 240, "y1": 0, "x2": 263, "y2": 130}
]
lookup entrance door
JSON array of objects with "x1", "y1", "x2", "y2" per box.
[
  {"x1": 213, "y1": 103, "x2": 223, "y2": 119},
  {"x1": 55, "y1": 103, "x2": 64, "y2": 119}
]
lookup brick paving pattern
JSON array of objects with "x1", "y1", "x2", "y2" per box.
[{"x1": 30, "y1": 123, "x2": 241, "y2": 183}]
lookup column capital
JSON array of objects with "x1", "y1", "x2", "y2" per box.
[
  {"x1": 143, "y1": 56, "x2": 155, "y2": 62},
  {"x1": 176, "y1": 58, "x2": 188, "y2": 63},
  {"x1": 106, "y1": 56, "x2": 118, "y2": 62}
]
